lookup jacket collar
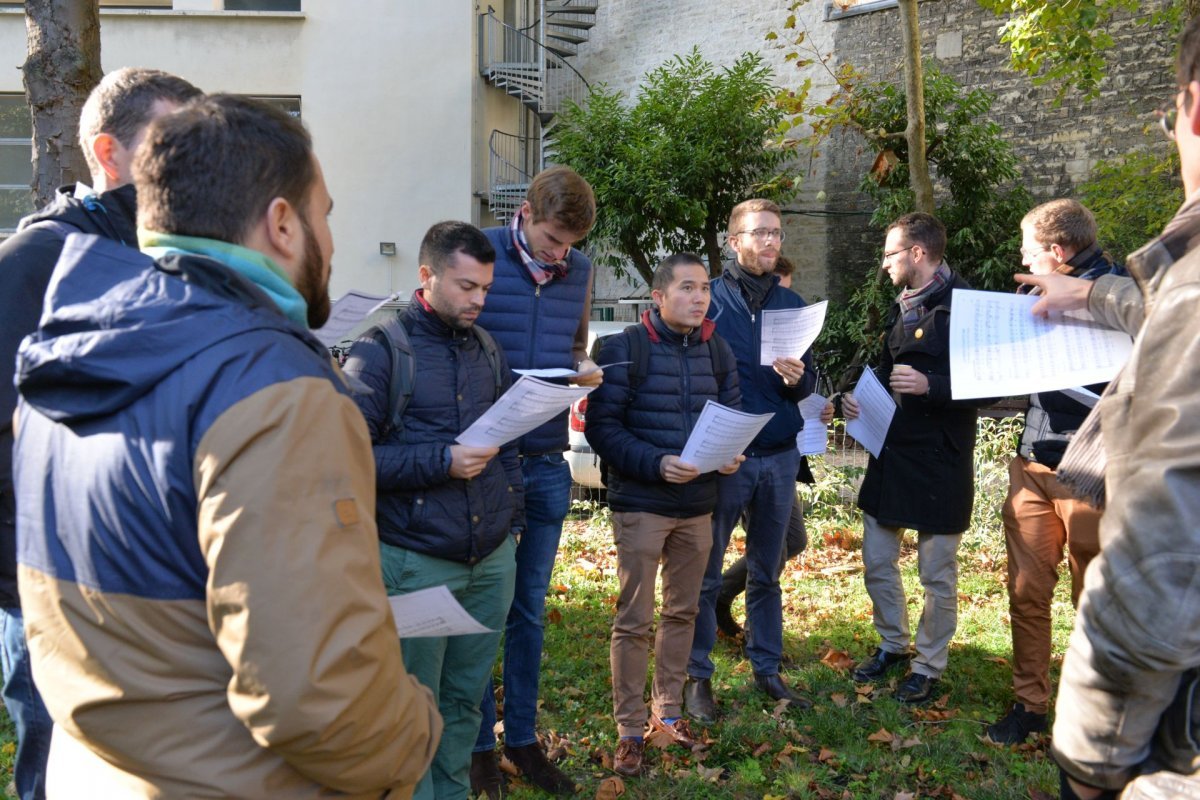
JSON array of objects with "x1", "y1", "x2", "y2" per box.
[{"x1": 641, "y1": 308, "x2": 715, "y2": 344}]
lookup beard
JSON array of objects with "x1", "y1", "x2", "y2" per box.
[{"x1": 296, "y1": 215, "x2": 331, "y2": 329}]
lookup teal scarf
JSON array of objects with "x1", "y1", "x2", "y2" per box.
[{"x1": 139, "y1": 230, "x2": 309, "y2": 327}]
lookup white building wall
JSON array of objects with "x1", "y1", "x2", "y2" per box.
[{"x1": 0, "y1": 1, "x2": 481, "y2": 302}]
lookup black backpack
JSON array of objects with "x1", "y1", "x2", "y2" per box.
[{"x1": 366, "y1": 314, "x2": 503, "y2": 440}]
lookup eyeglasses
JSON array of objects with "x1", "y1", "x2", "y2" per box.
[
  {"x1": 882, "y1": 245, "x2": 913, "y2": 261},
  {"x1": 734, "y1": 228, "x2": 785, "y2": 242},
  {"x1": 1159, "y1": 95, "x2": 1180, "y2": 140},
  {"x1": 1020, "y1": 245, "x2": 1049, "y2": 259}
]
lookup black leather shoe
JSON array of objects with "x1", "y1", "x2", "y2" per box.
[
  {"x1": 715, "y1": 596, "x2": 744, "y2": 639},
  {"x1": 894, "y1": 672, "x2": 938, "y2": 705},
  {"x1": 470, "y1": 749, "x2": 505, "y2": 799},
  {"x1": 753, "y1": 672, "x2": 813, "y2": 710},
  {"x1": 683, "y1": 676, "x2": 717, "y2": 724},
  {"x1": 851, "y1": 647, "x2": 911, "y2": 683},
  {"x1": 503, "y1": 742, "x2": 577, "y2": 796}
]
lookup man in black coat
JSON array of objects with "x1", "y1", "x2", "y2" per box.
[
  {"x1": 843, "y1": 213, "x2": 988, "y2": 705},
  {"x1": 0, "y1": 67, "x2": 199, "y2": 800}
]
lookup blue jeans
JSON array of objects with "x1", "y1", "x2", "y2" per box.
[
  {"x1": 476, "y1": 454, "x2": 572, "y2": 751},
  {"x1": 380, "y1": 538, "x2": 516, "y2": 800},
  {"x1": 1, "y1": 606, "x2": 51, "y2": 800},
  {"x1": 689, "y1": 448, "x2": 800, "y2": 679}
]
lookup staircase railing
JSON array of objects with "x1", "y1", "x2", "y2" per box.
[
  {"x1": 487, "y1": 129, "x2": 536, "y2": 220},
  {"x1": 478, "y1": 10, "x2": 590, "y2": 120}
]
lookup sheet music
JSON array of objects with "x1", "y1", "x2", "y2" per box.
[
  {"x1": 388, "y1": 585, "x2": 493, "y2": 638},
  {"x1": 760, "y1": 301, "x2": 828, "y2": 365},
  {"x1": 456, "y1": 376, "x2": 593, "y2": 448},
  {"x1": 312, "y1": 290, "x2": 395, "y2": 346},
  {"x1": 678, "y1": 400, "x2": 774, "y2": 473},
  {"x1": 949, "y1": 289, "x2": 1132, "y2": 399},
  {"x1": 514, "y1": 361, "x2": 632, "y2": 379},
  {"x1": 797, "y1": 393, "x2": 829, "y2": 456},
  {"x1": 845, "y1": 368, "x2": 895, "y2": 458}
]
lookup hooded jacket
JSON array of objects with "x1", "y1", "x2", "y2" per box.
[
  {"x1": 585, "y1": 309, "x2": 741, "y2": 517},
  {"x1": 0, "y1": 183, "x2": 138, "y2": 608},
  {"x1": 14, "y1": 233, "x2": 440, "y2": 798}
]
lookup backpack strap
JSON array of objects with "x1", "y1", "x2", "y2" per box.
[
  {"x1": 365, "y1": 314, "x2": 414, "y2": 440},
  {"x1": 471, "y1": 325, "x2": 505, "y2": 400},
  {"x1": 625, "y1": 322, "x2": 650, "y2": 395},
  {"x1": 709, "y1": 334, "x2": 735, "y2": 390}
]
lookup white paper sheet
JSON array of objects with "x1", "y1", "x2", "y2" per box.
[
  {"x1": 948, "y1": 289, "x2": 1133, "y2": 400},
  {"x1": 312, "y1": 290, "x2": 396, "y2": 346},
  {"x1": 456, "y1": 375, "x2": 593, "y2": 448},
  {"x1": 388, "y1": 585, "x2": 493, "y2": 638},
  {"x1": 514, "y1": 360, "x2": 632, "y2": 379},
  {"x1": 759, "y1": 301, "x2": 828, "y2": 365},
  {"x1": 1060, "y1": 385, "x2": 1101, "y2": 409},
  {"x1": 678, "y1": 400, "x2": 774, "y2": 473},
  {"x1": 796, "y1": 393, "x2": 829, "y2": 456},
  {"x1": 845, "y1": 368, "x2": 895, "y2": 458}
]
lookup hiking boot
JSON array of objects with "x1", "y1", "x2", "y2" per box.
[
  {"x1": 894, "y1": 672, "x2": 939, "y2": 705},
  {"x1": 754, "y1": 672, "x2": 813, "y2": 710},
  {"x1": 613, "y1": 737, "x2": 643, "y2": 777},
  {"x1": 986, "y1": 702, "x2": 1048, "y2": 745},
  {"x1": 852, "y1": 647, "x2": 912, "y2": 683},
  {"x1": 503, "y1": 742, "x2": 577, "y2": 796},
  {"x1": 649, "y1": 713, "x2": 704, "y2": 751},
  {"x1": 683, "y1": 676, "x2": 717, "y2": 724},
  {"x1": 715, "y1": 596, "x2": 744, "y2": 639},
  {"x1": 469, "y1": 749, "x2": 505, "y2": 799}
]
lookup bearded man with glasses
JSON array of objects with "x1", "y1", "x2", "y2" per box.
[{"x1": 683, "y1": 198, "x2": 818, "y2": 722}]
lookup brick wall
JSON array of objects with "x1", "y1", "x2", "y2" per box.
[{"x1": 572, "y1": 0, "x2": 1179, "y2": 305}]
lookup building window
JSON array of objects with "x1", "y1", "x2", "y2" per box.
[
  {"x1": 0, "y1": 94, "x2": 33, "y2": 233},
  {"x1": 225, "y1": 0, "x2": 301, "y2": 10},
  {"x1": 826, "y1": 0, "x2": 898, "y2": 20}
]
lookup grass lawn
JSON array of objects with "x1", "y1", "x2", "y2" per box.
[
  {"x1": 499, "y1": 418, "x2": 1070, "y2": 799},
  {"x1": 0, "y1": 419, "x2": 1073, "y2": 800}
]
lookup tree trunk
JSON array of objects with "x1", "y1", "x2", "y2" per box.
[
  {"x1": 897, "y1": 0, "x2": 934, "y2": 214},
  {"x1": 23, "y1": 0, "x2": 102, "y2": 207},
  {"x1": 703, "y1": 227, "x2": 723, "y2": 279}
]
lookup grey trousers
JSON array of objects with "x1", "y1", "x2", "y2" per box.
[{"x1": 861, "y1": 513, "x2": 962, "y2": 679}]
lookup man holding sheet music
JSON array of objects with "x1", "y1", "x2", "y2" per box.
[
  {"x1": 1019, "y1": 17, "x2": 1200, "y2": 798},
  {"x1": 584, "y1": 253, "x2": 743, "y2": 775},
  {"x1": 843, "y1": 212, "x2": 988, "y2": 705},
  {"x1": 342, "y1": 221, "x2": 523, "y2": 800},
  {"x1": 984, "y1": 199, "x2": 1124, "y2": 746},
  {"x1": 685, "y1": 199, "x2": 817, "y2": 720}
]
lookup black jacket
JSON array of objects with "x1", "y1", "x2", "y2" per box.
[
  {"x1": 856, "y1": 270, "x2": 991, "y2": 534},
  {"x1": 342, "y1": 295, "x2": 524, "y2": 564},
  {"x1": 0, "y1": 184, "x2": 138, "y2": 607},
  {"x1": 585, "y1": 310, "x2": 741, "y2": 517}
]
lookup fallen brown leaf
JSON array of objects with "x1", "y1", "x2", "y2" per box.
[
  {"x1": 546, "y1": 608, "x2": 563, "y2": 626},
  {"x1": 752, "y1": 741, "x2": 772, "y2": 758},
  {"x1": 894, "y1": 792, "x2": 916, "y2": 800},
  {"x1": 817, "y1": 746, "x2": 837, "y2": 763},
  {"x1": 595, "y1": 775, "x2": 625, "y2": 800},
  {"x1": 830, "y1": 692, "x2": 849, "y2": 708},
  {"x1": 867, "y1": 727, "x2": 894, "y2": 743},
  {"x1": 820, "y1": 648, "x2": 855, "y2": 671},
  {"x1": 696, "y1": 763, "x2": 723, "y2": 781},
  {"x1": 644, "y1": 728, "x2": 676, "y2": 750}
]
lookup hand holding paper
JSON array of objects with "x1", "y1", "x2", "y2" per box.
[
  {"x1": 845, "y1": 369, "x2": 895, "y2": 458},
  {"x1": 678, "y1": 400, "x2": 774, "y2": 473}
]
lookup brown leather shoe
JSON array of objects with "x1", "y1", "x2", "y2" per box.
[
  {"x1": 649, "y1": 713, "x2": 705, "y2": 751},
  {"x1": 613, "y1": 737, "x2": 643, "y2": 777}
]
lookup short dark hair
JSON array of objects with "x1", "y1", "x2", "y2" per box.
[
  {"x1": 525, "y1": 166, "x2": 596, "y2": 235},
  {"x1": 1022, "y1": 199, "x2": 1097, "y2": 253},
  {"x1": 1178, "y1": 14, "x2": 1200, "y2": 87},
  {"x1": 887, "y1": 212, "x2": 947, "y2": 264},
  {"x1": 774, "y1": 254, "x2": 796, "y2": 278},
  {"x1": 134, "y1": 94, "x2": 315, "y2": 245},
  {"x1": 419, "y1": 221, "x2": 496, "y2": 275},
  {"x1": 79, "y1": 68, "x2": 201, "y2": 179},
  {"x1": 727, "y1": 198, "x2": 781, "y2": 238},
  {"x1": 652, "y1": 252, "x2": 706, "y2": 292}
]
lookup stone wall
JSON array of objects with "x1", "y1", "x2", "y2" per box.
[{"x1": 571, "y1": 0, "x2": 1179, "y2": 305}]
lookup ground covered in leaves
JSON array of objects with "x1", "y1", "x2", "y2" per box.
[{"x1": 497, "y1": 419, "x2": 1073, "y2": 800}]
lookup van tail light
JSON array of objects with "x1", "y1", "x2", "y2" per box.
[{"x1": 569, "y1": 397, "x2": 588, "y2": 432}]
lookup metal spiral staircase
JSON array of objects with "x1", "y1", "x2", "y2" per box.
[{"x1": 480, "y1": 1, "x2": 595, "y2": 221}]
